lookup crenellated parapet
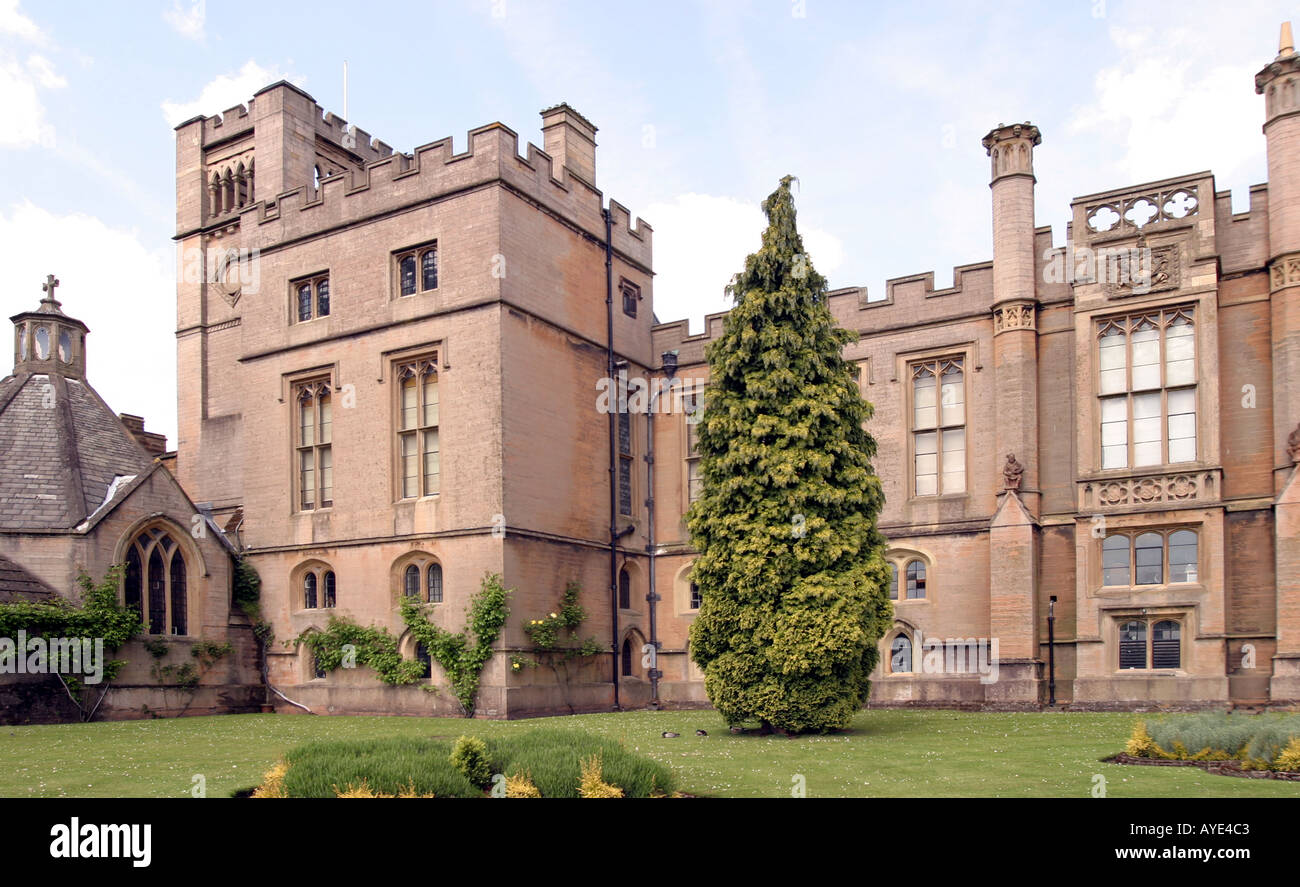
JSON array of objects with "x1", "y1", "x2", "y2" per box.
[
  {"x1": 652, "y1": 260, "x2": 1001, "y2": 366},
  {"x1": 176, "y1": 87, "x2": 650, "y2": 268},
  {"x1": 225, "y1": 121, "x2": 649, "y2": 268}
]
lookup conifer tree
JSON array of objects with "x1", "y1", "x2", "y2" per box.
[{"x1": 686, "y1": 176, "x2": 892, "y2": 734}]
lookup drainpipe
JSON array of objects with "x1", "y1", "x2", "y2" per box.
[
  {"x1": 1047, "y1": 595, "x2": 1057, "y2": 707},
  {"x1": 604, "y1": 207, "x2": 621, "y2": 711},
  {"x1": 645, "y1": 353, "x2": 678, "y2": 708}
]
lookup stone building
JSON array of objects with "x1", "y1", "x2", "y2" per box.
[
  {"x1": 0, "y1": 281, "x2": 260, "y2": 723},
  {"x1": 173, "y1": 24, "x2": 1300, "y2": 716}
]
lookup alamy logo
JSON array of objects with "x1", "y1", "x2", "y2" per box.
[
  {"x1": 893, "y1": 629, "x2": 1000, "y2": 684},
  {"x1": 49, "y1": 818, "x2": 151, "y2": 867},
  {"x1": 0, "y1": 632, "x2": 104, "y2": 684}
]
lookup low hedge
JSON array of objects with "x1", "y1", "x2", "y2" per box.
[
  {"x1": 252, "y1": 728, "x2": 676, "y2": 798},
  {"x1": 1125, "y1": 712, "x2": 1300, "y2": 771}
]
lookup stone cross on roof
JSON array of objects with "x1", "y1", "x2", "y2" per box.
[{"x1": 39, "y1": 273, "x2": 62, "y2": 313}]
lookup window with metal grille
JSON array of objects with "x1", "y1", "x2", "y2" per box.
[
  {"x1": 911, "y1": 358, "x2": 965, "y2": 496},
  {"x1": 619, "y1": 567, "x2": 631, "y2": 609},
  {"x1": 1152, "y1": 620, "x2": 1181, "y2": 669},
  {"x1": 1119, "y1": 620, "x2": 1147, "y2": 669},
  {"x1": 1118, "y1": 617, "x2": 1182, "y2": 670},
  {"x1": 1098, "y1": 307, "x2": 1196, "y2": 469}
]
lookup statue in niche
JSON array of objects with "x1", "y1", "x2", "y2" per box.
[
  {"x1": 1002, "y1": 453, "x2": 1024, "y2": 491},
  {"x1": 1288, "y1": 422, "x2": 1300, "y2": 463}
]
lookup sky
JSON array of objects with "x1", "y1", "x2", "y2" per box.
[{"x1": 0, "y1": 0, "x2": 1292, "y2": 445}]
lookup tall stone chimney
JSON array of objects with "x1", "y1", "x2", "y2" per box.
[
  {"x1": 1256, "y1": 22, "x2": 1300, "y2": 703},
  {"x1": 540, "y1": 103, "x2": 597, "y2": 185}
]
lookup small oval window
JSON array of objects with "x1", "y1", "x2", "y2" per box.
[
  {"x1": 34, "y1": 326, "x2": 49, "y2": 360},
  {"x1": 58, "y1": 330, "x2": 72, "y2": 363}
]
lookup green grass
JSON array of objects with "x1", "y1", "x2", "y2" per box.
[{"x1": 3, "y1": 709, "x2": 1300, "y2": 798}]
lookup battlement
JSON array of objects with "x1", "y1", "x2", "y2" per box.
[
  {"x1": 177, "y1": 87, "x2": 649, "y2": 264},
  {"x1": 652, "y1": 260, "x2": 1000, "y2": 364},
  {"x1": 231, "y1": 118, "x2": 650, "y2": 266}
]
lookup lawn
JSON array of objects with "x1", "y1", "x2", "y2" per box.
[{"x1": 3, "y1": 709, "x2": 1299, "y2": 798}]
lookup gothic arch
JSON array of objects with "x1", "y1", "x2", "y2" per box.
[
  {"x1": 114, "y1": 516, "x2": 202, "y2": 637},
  {"x1": 620, "y1": 627, "x2": 647, "y2": 679}
]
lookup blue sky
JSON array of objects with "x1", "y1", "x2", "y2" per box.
[{"x1": 0, "y1": 0, "x2": 1292, "y2": 444}]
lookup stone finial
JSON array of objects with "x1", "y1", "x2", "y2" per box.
[
  {"x1": 1288, "y1": 422, "x2": 1300, "y2": 463},
  {"x1": 1281, "y1": 21, "x2": 1295, "y2": 59},
  {"x1": 1002, "y1": 453, "x2": 1024, "y2": 490},
  {"x1": 981, "y1": 122, "x2": 1041, "y2": 182}
]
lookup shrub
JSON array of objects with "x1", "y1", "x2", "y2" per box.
[
  {"x1": 450, "y1": 735, "x2": 492, "y2": 787},
  {"x1": 251, "y1": 760, "x2": 288, "y2": 798},
  {"x1": 1130, "y1": 712, "x2": 1300, "y2": 770},
  {"x1": 1273, "y1": 737, "x2": 1300, "y2": 772},
  {"x1": 281, "y1": 737, "x2": 480, "y2": 798},
  {"x1": 259, "y1": 729, "x2": 675, "y2": 798},
  {"x1": 505, "y1": 771, "x2": 542, "y2": 798},
  {"x1": 579, "y1": 754, "x2": 624, "y2": 798},
  {"x1": 498, "y1": 729, "x2": 674, "y2": 799}
]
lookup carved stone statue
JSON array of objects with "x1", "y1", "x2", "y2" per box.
[
  {"x1": 1003, "y1": 453, "x2": 1024, "y2": 490},
  {"x1": 1288, "y1": 422, "x2": 1300, "y2": 463}
]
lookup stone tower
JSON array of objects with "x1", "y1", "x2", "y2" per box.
[
  {"x1": 1256, "y1": 23, "x2": 1300, "y2": 702},
  {"x1": 982, "y1": 122, "x2": 1043, "y2": 705}
]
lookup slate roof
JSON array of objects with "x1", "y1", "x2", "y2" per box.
[
  {"x1": 0, "y1": 371, "x2": 153, "y2": 530},
  {"x1": 0, "y1": 552, "x2": 56, "y2": 602}
]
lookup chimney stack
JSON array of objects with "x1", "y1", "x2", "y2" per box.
[
  {"x1": 119, "y1": 413, "x2": 168, "y2": 458},
  {"x1": 540, "y1": 103, "x2": 598, "y2": 186}
]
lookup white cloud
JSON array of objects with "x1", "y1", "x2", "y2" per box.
[
  {"x1": 0, "y1": 201, "x2": 177, "y2": 443},
  {"x1": 0, "y1": 55, "x2": 54, "y2": 147},
  {"x1": 163, "y1": 0, "x2": 206, "y2": 42},
  {"x1": 161, "y1": 60, "x2": 302, "y2": 127},
  {"x1": 1069, "y1": 25, "x2": 1262, "y2": 187},
  {"x1": 0, "y1": 1, "x2": 64, "y2": 150},
  {"x1": 0, "y1": 0, "x2": 44, "y2": 44},
  {"x1": 646, "y1": 193, "x2": 844, "y2": 332},
  {"x1": 25, "y1": 53, "x2": 64, "y2": 88}
]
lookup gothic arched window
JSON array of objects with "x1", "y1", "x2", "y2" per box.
[
  {"x1": 426, "y1": 563, "x2": 443, "y2": 603},
  {"x1": 122, "y1": 527, "x2": 188, "y2": 635},
  {"x1": 404, "y1": 564, "x2": 420, "y2": 597},
  {"x1": 890, "y1": 634, "x2": 912, "y2": 673},
  {"x1": 618, "y1": 567, "x2": 631, "y2": 609},
  {"x1": 304, "y1": 573, "x2": 317, "y2": 609}
]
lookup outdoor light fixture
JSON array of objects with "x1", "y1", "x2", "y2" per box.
[{"x1": 661, "y1": 349, "x2": 679, "y2": 376}]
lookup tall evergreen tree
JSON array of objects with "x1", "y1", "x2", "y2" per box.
[{"x1": 687, "y1": 176, "x2": 892, "y2": 734}]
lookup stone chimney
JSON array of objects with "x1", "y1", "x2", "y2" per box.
[
  {"x1": 540, "y1": 103, "x2": 597, "y2": 185},
  {"x1": 119, "y1": 413, "x2": 168, "y2": 458}
]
